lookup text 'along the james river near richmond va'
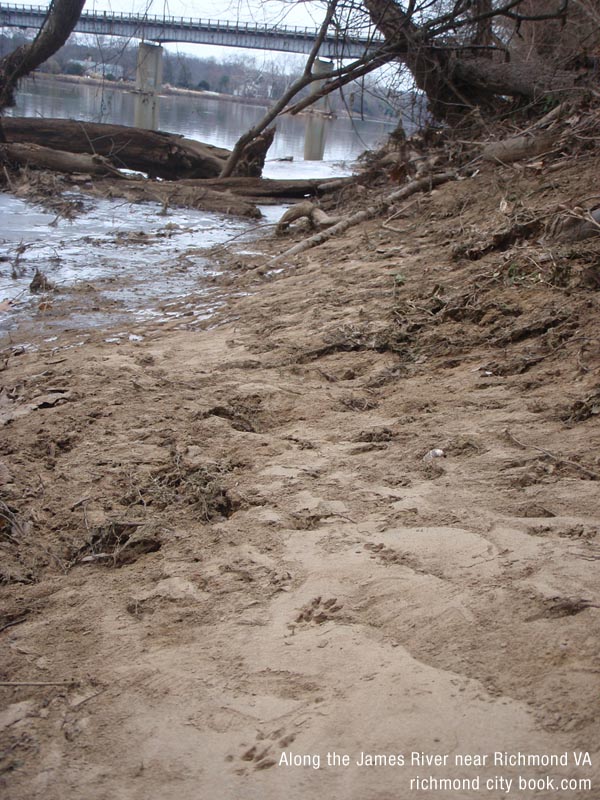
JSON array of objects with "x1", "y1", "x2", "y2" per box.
[{"x1": 277, "y1": 750, "x2": 594, "y2": 793}]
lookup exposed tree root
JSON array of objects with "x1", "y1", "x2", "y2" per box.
[
  {"x1": 276, "y1": 201, "x2": 342, "y2": 233},
  {"x1": 270, "y1": 172, "x2": 456, "y2": 264}
]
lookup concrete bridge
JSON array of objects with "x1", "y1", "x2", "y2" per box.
[{"x1": 0, "y1": 3, "x2": 380, "y2": 58}]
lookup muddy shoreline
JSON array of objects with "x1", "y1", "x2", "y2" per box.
[{"x1": 1, "y1": 151, "x2": 599, "y2": 798}]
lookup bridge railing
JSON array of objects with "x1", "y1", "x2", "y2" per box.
[{"x1": 0, "y1": 2, "x2": 380, "y2": 43}]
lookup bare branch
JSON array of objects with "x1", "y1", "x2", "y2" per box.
[
  {"x1": 287, "y1": 48, "x2": 397, "y2": 115},
  {"x1": 0, "y1": 0, "x2": 86, "y2": 112}
]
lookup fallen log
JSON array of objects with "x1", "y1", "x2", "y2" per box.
[
  {"x1": 184, "y1": 176, "x2": 354, "y2": 199},
  {"x1": 90, "y1": 177, "x2": 262, "y2": 218},
  {"x1": 3, "y1": 117, "x2": 229, "y2": 180},
  {"x1": 1, "y1": 142, "x2": 124, "y2": 177},
  {"x1": 86, "y1": 175, "x2": 355, "y2": 216}
]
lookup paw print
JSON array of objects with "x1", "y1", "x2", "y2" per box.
[
  {"x1": 239, "y1": 745, "x2": 276, "y2": 771},
  {"x1": 233, "y1": 728, "x2": 296, "y2": 772},
  {"x1": 296, "y1": 596, "x2": 343, "y2": 624}
]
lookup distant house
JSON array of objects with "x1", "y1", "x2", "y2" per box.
[
  {"x1": 87, "y1": 63, "x2": 125, "y2": 81},
  {"x1": 64, "y1": 59, "x2": 124, "y2": 80}
]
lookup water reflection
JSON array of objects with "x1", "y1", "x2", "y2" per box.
[{"x1": 304, "y1": 115, "x2": 328, "y2": 161}]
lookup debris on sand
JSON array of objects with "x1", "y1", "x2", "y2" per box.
[{"x1": 28, "y1": 269, "x2": 55, "y2": 294}]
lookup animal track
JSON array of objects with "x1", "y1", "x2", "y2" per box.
[
  {"x1": 527, "y1": 524, "x2": 597, "y2": 540},
  {"x1": 525, "y1": 596, "x2": 599, "y2": 621},
  {"x1": 239, "y1": 744, "x2": 277, "y2": 770},
  {"x1": 235, "y1": 728, "x2": 297, "y2": 771},
  {"x1": 364, "y1": 542, "x2": 421, "y2": 570},
  {"x1": 296, "y1": 596, "x2": 343, "y2": 624}
]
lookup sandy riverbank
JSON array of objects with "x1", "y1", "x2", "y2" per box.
[{"x1": 1, "y1": 152, "x2": 599, "y2": 798}]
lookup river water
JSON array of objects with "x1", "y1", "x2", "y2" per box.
[
  {"x1": 1, "y1": 78, "x2": 395, "y2": 341},
  {"x1": 8, "y1": 77, "x2": 395, "y2": 172}
]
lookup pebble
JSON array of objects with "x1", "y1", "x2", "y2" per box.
[{"x1": 423, "y1": 448, "x2": 446, "y2": 461}]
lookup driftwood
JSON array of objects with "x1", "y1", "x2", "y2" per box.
[
  {"x1": 91, "y1": 177, "x2": 261, "y2": 218},
  {"x1": 3, "y1": 117, "x2": 278, "y2": 181},
  {"x1": 3, "y1": 117, "x2": 229, "y2": 180},
  {"x1": 1, "y1": 142, "x2": 123, "y2": 177},
  {"x1": 88, "y1": 175, "x2": 354, "y2": 217},
  {"x1": 481, "y1": 133, "x2": 557, "y2": 164},
  {"x1": 186, "y1": 176, "x2": 354, "y2": 199},
  {"x1": 271, "y1": 172, "x2": 456, "y2": 264}
]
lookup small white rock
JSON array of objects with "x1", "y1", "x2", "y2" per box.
[{"x1": 423, "y1": 448, "x2": 445, "y2": 461}]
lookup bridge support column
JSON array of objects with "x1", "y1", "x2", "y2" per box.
[
  {"x1": 134, "y1": 42, "x2": 163, "y2": 130},
  {"x1": 304, "y1": 58, "x2": 333, "y2": 161}
]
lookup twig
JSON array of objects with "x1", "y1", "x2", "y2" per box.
[
  {"x1": 77, "y1": 120, "x2": 98, "y2": 156},
  {"x1": 0, "y1": 615, "x2": 28, "y2": 634},
  {"x1": 382, "y1": 198, "x2": 421, "y2": 232},
  {"x1": 503, "y1": 429, "x2": 599, "y2": 480},
  {"x1": 211, "y1": 222, "x2": 277, "y2": 251},
  {"x1": 71, "y1": 689, "x2": 105, "y2": 708},
  {"x1": 70, "y1": 496, "x2": 90, "y2": 511},
  {"x1": 3, "y1": 165, "x2": 14, "y2": 190},
  {"x1": 0, "y1": 680, "x2": 79, "y2": 687}
]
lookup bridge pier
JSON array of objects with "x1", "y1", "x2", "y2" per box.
[
  {"x1": 304, "y1": 58, "x2": 333, "y2": 161},
  {"x1": 134, "y1": 42, "x2": 163, "y2": 130}
]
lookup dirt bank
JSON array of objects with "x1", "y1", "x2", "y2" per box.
[{"x1": 1, "y1": 151, "x2": 599, "y2": 799}]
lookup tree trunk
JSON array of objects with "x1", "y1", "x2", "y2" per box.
[
  {"x1": 3, "y1": 117, "x2": 229, "y2": 179},
  {"x1": 363, "y1": 0, "x2": 583, "y2": 121},
  {"x1": 364, "y1": 0, "x2": 507, "y2": 119},
  {"x1": 1, "y1": 142, "x2": 125, "y2": 177},
  {"x1": 0, "y1": 0, "x2": 86, "y2": 112},
  {"x1": 451, "y1": 57, "x2": 578, "y2": 100},
  {"x1": 230, "y1": 128, "x2": 275, "y2": 177}
]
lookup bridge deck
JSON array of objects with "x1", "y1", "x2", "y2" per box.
[{"x1": 0, "y1": 3, "x2": 381, "y2": 57}]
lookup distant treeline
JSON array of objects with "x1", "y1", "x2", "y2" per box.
[{"x1": 0, "y1": 30, "x2": 417, "y2": 121}]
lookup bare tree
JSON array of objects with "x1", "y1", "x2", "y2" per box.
[
  {"x1": 360, "y1": 0, "x2": 588, "y2": 121},
  {"x1": 220, "y1": 0, "x2": 397, "y2": 177},
  {"x1": 291, "y1": 0, "x2": 598, "y2": 122},
  {"x1": 225, "y1": 0, "x2": 596, "y2": 172},
  {"x1": 0, "y1": 0, "x2": 85, "y2": 138}
]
